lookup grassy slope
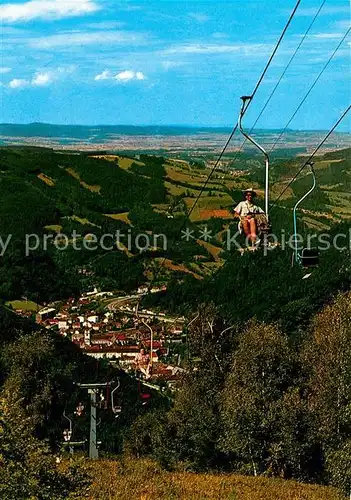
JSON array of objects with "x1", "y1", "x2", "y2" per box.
[
  {"x1": 160, "y1": 151, "x2": 351, "y2": 226},
  {"x1": 6, "y1": 300, "x2": 40, "y2": 311},
  {"x1": 85, "y1": 459, "x2": 343, "y2": 500},
  {"x1": 268, "y1": 150, "x2": 351, "y2": 226}
]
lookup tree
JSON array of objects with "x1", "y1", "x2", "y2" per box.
[
  {"x1": 219, "y1": 321, "x2": 309, "y2": 478},
  {"x1": 302, "y1": 292, "x2": 351, "y2": 492},
  {"x1": 164, "y1": 369, "x2": 221, "y2": 470},
  {"x1": 0, "y1": 329, "x2": 99, "y2": 446},
  {"x1": 125, "y1": 305, "x2": 233, "y2": 470},
  {"x1": 325, "y1": 440, "x2": 351, "y2": 496},
  {"x1": 0, "y1": 383, "x2": 88, "y2": 500}
]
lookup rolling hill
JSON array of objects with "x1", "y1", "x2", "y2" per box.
[{"x1": 0, "y1": 145, "x2": 349, "y2": 303}]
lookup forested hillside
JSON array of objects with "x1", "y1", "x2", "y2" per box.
[
  {"x1": 0, "y1": 146, "x2": 350, "y2": 303},
  {"x1": 0, "y1": 146, "x2": 350, "y2": 498},
  {"x1": 1, "y1": 291, "x2": 350, "y2": 498}
]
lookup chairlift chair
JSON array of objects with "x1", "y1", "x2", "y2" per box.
[
  {"x1": 63, "y1": 429, "x2": 72, "y2": 442},
  {"x1": 299, "y1": 248, "x2": 319, "y2": 268},
  {"x1": 237, "y1": 96, "x2": 271, "y2": 241},
  {"x1": 74, "y1": 403, "x2": 84, "y2": 417},
  {"x1": 292, "y1": 163, "x2": 319, "y2": 270},
  {"x1": 138, "y1": 379, "x2": 151, "y2": 406},
  {"x1": 96, "y1": 390, "x2": 108, "y2": 409},
  {"x1": 111, "y1": 379, "x2": 122, "y2": 417}
]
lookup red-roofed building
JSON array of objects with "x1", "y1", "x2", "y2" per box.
[
  {"x1": 143, "y1": 340, "x2": 163, "y2": 350},
  {"x1": 83, "y1": 345, "x2": 139, "y2": 360}
]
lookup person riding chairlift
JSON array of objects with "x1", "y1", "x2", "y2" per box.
[{"x1": 234, "y1": 188, "x2": 265, "y2": 246}]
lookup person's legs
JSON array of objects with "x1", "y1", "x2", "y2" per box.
[
  {"x1": 241, "y1": 218, "x2": 250, "y2": 239},
  {"x1": 241, "y1": 217, "x2": 257, "y2": 245},
  {"x1": 248, "y1": 218, "x2": 257, "y2": 242}
]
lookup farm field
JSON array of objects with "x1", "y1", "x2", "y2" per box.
[
  {"x1": 66, "y1": 167, "x2": 101, "y2": 193},
  {"x1": 0, "y1": 145, "x2": 349, "y2": 288},
  {"x1": 6, "y1": 300, "x2": 40, "y2": 311},
  {"x1": 104, "y1": 212, "x2": 132, "y2": 225}
]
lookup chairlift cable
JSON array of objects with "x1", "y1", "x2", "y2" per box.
[
  {"x1": 145, "y1": 0, "x2": 303, "y2": 293},
  {"x1": 188, "y1": 105, "x2": 351, "y2": 311},
  {"x1": 189, "y1": 0, "x2": 303, "y2": 216},
  {"x1": 228, "y1": 0, "x2": 328, "y2": 161},
  {"x1": 268, "y1": 27, "x2": 350, "y2": 155},
  {"x1": 270, "y1": 104, "x2": 351, "y2": 210},
  {"x1": 155, "y1": 8, "x2": 349, "y2": 334}
]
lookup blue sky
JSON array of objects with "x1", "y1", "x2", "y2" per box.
[{"x1": 0, "y1": 0, "x2": 350, "y2": 130}]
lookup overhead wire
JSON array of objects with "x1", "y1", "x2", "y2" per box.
[
  {"x1": 163, "y1": 104, "x2": 351, "y2": 336},
  {"x1": 270, "y1": 104, "x2": 351, "y2": 210},
  {"x1": 152, "y1": 0, "x2": 305, "y2": 335},
  {"x1": 145, "y1": 0, "x2": 303, "y2": 294},
  {"x1": 188, "y1": 0, "x2": 328, "y2": 274},
  {"x1": 224, "y1": 0, "x2": 328, "y2": 163},
  {"x1": 268, "y1": 27, "x2": 351, "y2": 154}
]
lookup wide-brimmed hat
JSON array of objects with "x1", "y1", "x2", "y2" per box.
[{"x1": 243, "y1": 188, "x2": 257, "y2": 197}]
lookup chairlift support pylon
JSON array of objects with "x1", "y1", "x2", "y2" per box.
[
  {"x1": 141, "y1": 318, "x2": 154, "y2": 377},
  {"x1": 76, "y1": 381, "x2": 110, "y2": 459},
  {"x1": 238, "y1": 95, "x2": 270, "y2": 219}
]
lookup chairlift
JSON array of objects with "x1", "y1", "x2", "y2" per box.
[
  {"x1": 138, "y1": 379, "x2": 151, "y2": 406},
  {"x1": 111, "y1": 379, "x2": 122, "y2": 417},
  {"x1": 63, "y1": 429, "x2": 72, "y2": 442},
  {"x1": 91, "y1": 384, "x2": 111, "y2": 410},
  {"x1": 96, "y1": 390, "x2": 107, "y2": 409},
  {"x1": 238, "y1": 96, "x2": 271, "y2": 225},
  {"x1": 62, "y1": 410, "x2": 73, "y2": 454},
  {"x1": 63, "y1": 410, "x2": 73, "y2": 440},
  {"x1": 75, "y1": 402, "x2": 85, "y2": 417},
  {"x1": 292, "y1": 163, "x2": 319, "y2": 271}
]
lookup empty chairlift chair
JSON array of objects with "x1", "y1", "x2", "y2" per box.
[
  {"x1": 292, "y1": 163, "x2": 319, "y2": 270},
  {"x1": 111, "y1": 380, "x2": 122, "y2": 417}
]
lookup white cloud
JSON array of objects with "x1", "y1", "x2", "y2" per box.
[
  {"x1": 0, "y1": 67, "x2": 12, "y2": 74},
  {"x1": 94, "y1": 70, "x2": 112, "y2": 81},
  {"x1": 8, "y1": 66, "x2": 73, "y2": 89},
  {"x1": 161, "y1": 61, "x2": 185, "y2": 70},
  {"x1": 115, "y1": 70, "x2": 145, "y2": 82},
  {"x1": 189, "y1": 13, "x2": 210, "y2": 23},
  {"x1": 0, "y1": 27, "x2": 30, "y2": 35},
  {"x1": 122, "y1": 5, "x2": 141, "y2": 11},
  {"x1": 163, "y1": 43, "x2": 269, "y2": 56},
  {"x1": 86, "y1": 21, "x2": 125, "y2": 30},
  {"x1": 293, "y1": 6, "x2": 350, "y2": 16},
  {"x1": 306, "y1": 33, "x2": 346, "y2": 40},
  {"x1": 9, "y1": 78, "x2": 29, "y2": 88},
  {"x1": 0, "y1": 0, "x2": 100, "y2": 23},
  {"x1": 30, "y1": 30, "x2": 145, "y2": 49},
  {"x1": 32, "y1": 71, "x2": 52, "y2": 86},
  {"x1": 94, "y1": 69, "x2": 146, "y2": 83},
  {"x1": 116, "y1": 70, "x2": 134, "y2": 81}
]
